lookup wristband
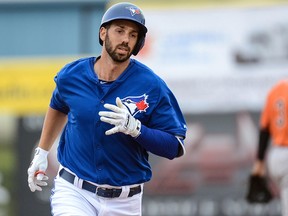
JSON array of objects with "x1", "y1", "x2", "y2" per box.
[{"x1": 35, "y1": 147, "x2": 49, "y2": 157}]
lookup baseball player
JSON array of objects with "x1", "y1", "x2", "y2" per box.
[
  {"x1": 27, "y1": 2, "x2": 187, "y2": 216},
  {"x1": 250, "y1": 79, "x2": 288, "y2": 214}
]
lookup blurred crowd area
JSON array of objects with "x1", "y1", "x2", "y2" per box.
[{"x1": 1, "y1": 0, "x2": 288, "y2": 215}]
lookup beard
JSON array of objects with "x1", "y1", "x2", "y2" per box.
[{"x1": 105, "y1": 34, "x2": 133, "y2": 63}]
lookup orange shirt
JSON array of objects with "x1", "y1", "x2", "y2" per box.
[{"x1": 260, "y1": 80, "x2": 288, "y2": 147}]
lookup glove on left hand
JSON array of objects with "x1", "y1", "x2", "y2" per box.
[
  {"x1": 27, "y1": 147, "x2": 49, "y2": 192},
  {"x1": 246, "y1": 174, "x2": 273, "y2": 204},
  {"x1": 99, "y1": 97, "x2": 141, "y2": 137}
]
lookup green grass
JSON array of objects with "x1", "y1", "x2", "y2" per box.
[
  {"x1": 0, "y1": 145, "x2": 15, "y2": 173},
  {"x1": 0, "y1": 144, "x2": 16, "y2": 216}
]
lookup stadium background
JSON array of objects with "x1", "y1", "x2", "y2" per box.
[{"x1": 0, "y1": 0, "x2": 288, "y2": 215}]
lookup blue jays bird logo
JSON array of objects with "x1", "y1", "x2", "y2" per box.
[
  {"x1": 127, "y1": 7, "x2": 141, "y2": 16},
  {"x1": 121, "y1": 94, "x2": 149, "y2": 116}
]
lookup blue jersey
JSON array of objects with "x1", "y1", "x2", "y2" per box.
[{"x1": 50, "y1": 57, "x2": 186, "y2": 186}]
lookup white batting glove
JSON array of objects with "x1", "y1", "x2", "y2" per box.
[
  {"x1": 99, "y1": 97, "x2": 141, "y2": 137},
  {"x1": 27, "y1": 147, "x2": 49, "y2": 192}
]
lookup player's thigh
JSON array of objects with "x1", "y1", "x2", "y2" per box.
[
  {"x1": 51, "y1": 177, "x2": 98, "y2": 216},
  {"x1": 280, "y1": 179, "x2": 288, "y2": 216},
  {"x1": 267, "y1": 147, "x2": 288, "y2": 183},
  {"x1": 104, "y1": 193, "x2": 143, "y2": 216}
]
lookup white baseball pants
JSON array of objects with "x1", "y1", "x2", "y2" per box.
[
  {"x1": 50, "y1": 174, "x2": 143, "y2": 216},
  {"x1": 267, "y1": 146, "x2": 288, "y2": 216}
]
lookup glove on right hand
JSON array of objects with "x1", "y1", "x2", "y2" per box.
[
  {"x1": 27, "y1": 147, "x2": 49, "y2": 192},
  {"x1": 99, "y1": 97, "x2": 141, "y2": 138}
]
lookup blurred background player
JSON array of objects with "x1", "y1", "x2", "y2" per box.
[
  {"x1": 27, "y1": 2, "x2": 186, "y2": 216},
  {"x1": 250, "y1": 79, "x2": 288, "y2": 215}
]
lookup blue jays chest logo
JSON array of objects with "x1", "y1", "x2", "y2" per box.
[{"x1": 121, "y1": 94, "x2": 149, "y2": 116}]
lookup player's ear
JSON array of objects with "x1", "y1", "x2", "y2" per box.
[{"x1": 99, "y1": 26, "x2": 107, "y2": 45}]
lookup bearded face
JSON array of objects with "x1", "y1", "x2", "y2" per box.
[
  {"x1": 104, "y1": 33, "x2": 133, "y2": 63},
  {"x1": 101, "y1": 20, "x2": 139, "y2": 63}
]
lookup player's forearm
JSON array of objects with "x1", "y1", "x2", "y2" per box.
[
  {"x1": 135, "y1": 125, "x2": 181, "y2": 160},
  {"x1": 257, "y1": 128, "x2": 270, "y2": 161},
  {"x1": 252, "y1": 128, "x2": 270, "y2": 176},
  {"x1": 38, "y1": 107, "x2": 67, "y2": 151}
]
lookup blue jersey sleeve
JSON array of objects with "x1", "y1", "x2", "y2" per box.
[
  {"x1": 133, "y1": 75, "x2": 187, "y2": 159},
  {"x1": 135, "y1": 125, "x2": 180, "y2": 159},
  {"x1": 148, "y1": 81, "x2": 186, "y2": 138},
  {"x1": 49, "y1": 75, "x2": 69, "y2": 114}
]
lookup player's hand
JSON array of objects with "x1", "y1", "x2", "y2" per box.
[
  {"x1": 99, "y1": 97, "x2": 141, "y2": 137},
  {"x1": 27, "y1": 147, "x2": 49, "y2": 192}
]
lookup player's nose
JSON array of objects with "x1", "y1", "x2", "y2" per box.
[{"x1": 121, "y1": 33, "x2": 130, "y2": 44}]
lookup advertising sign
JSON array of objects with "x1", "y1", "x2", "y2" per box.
[{"x1": 136, "y1": 5, "x2": 288, "y2": 113}]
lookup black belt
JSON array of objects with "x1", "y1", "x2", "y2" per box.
[{"x1": 59, "y1": 169, "x2": 141, "y2": 198}]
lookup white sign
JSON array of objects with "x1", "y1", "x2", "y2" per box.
[{"x1": 136, "y1": 6, "x2": 288, "y2": 113}]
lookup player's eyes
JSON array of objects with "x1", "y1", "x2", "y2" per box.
[
  {"x1": 115, "y1": 28, "x2": 137, "y2": 39},
  {"x1": 131, "y1": 34, "x2": 137, "y2": 38}
]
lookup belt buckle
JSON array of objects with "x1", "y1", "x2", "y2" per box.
[
  {"x1": 110, "y1": 188, "x2": 120, "y2": 198},
  {"x1": 96, "y1": 187, "x2": 121, "y2": 198},
  {"x1": 95, "y1": 186, "x2": 105, "y2": 197}
]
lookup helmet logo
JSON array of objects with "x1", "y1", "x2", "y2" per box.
[{"x1": 126, "y1": 7, "x2": 141, "y2": 16}]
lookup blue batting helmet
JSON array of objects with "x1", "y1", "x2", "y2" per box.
[{"x1": 99, "y1": 2, "x2": 147, "y2": 56}]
